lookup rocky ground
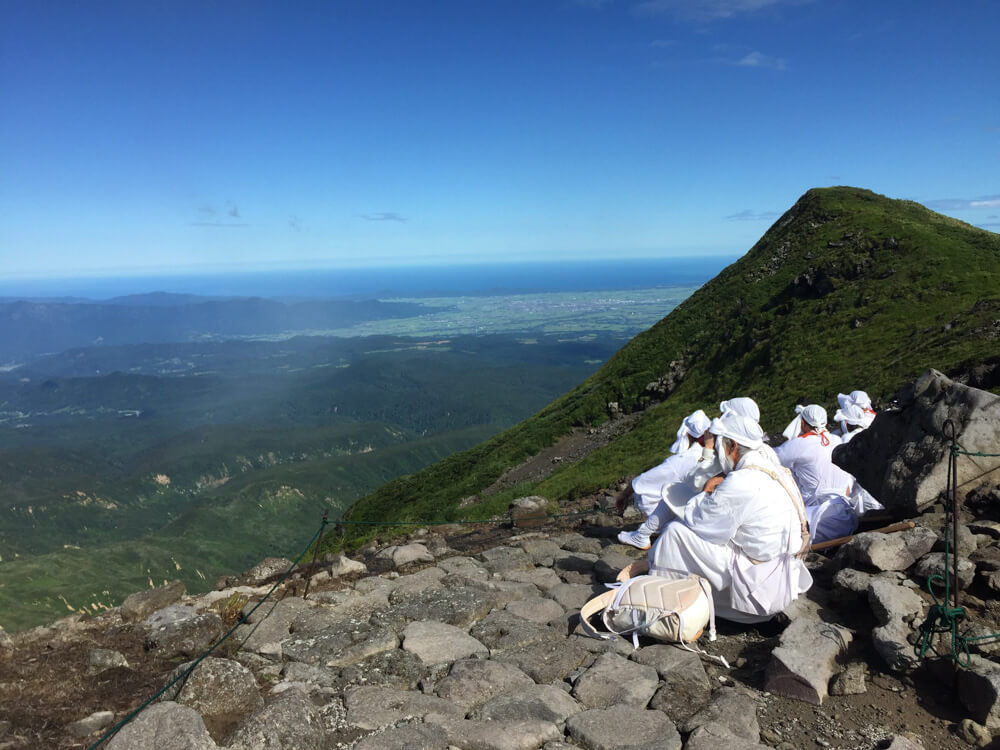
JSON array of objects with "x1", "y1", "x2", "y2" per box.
[
  {"x1": 2, "y1": 369, "x2": 998, "y2": 750},
  {"x1": 2, "y1": 490, "x2": 1000, "y2": 750}
]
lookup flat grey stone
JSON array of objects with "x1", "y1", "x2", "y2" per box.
[
  {"x1": 764, "y1": 617, "x2": 852, "y2": 705},
  {"x1": 572, "y1": 652, "x2": 659, "y2": 709},
  {"x1": 553, "y1": 551, "x2": 599, "y2": 574},
  {"x1": 386, "y1": 566, "x2": 446, "y2": 599},
  {"x1": 121, "y1": 580, "x2": 186, "y2": 623},
  {"x1": 67, "y1": 711, "x2": 115, "y2": 738},
  {"x1": 565, "y1": 706, "x2": 681, "y2": 750},
  {"x1": 145, "y1": 604, "x2": 198, "y2": 629},
  {"x1": 505, "y1": 596, "x2": 565, "y2": 625},
  {"x1": 559, "y1": 536, "x2": 603, "y2": 555},
  {"x1": 425, "y1": 714, "x2": 562, "y2": 750},
  {"x1": 914, "y1": 552, "x2": 976, "y2": 590},
  {"x1": 831, "y1": 567, "x2": 875, "y2": 604},
  {"x1": 377, "y1": 542, "x2": 434, "y2": 568},
  {"x1": 344, "y1": 685, "x2": 464, "y2": 730},
  {"x1": 353, "y1": 723, "x2": 449, "y2": 750},
  {"x1": 502, "y1": 567, "x2": 562, "y2": 591},
  {"x1": 478, "y1": 546, "x2": 534, "y2": 575},
  {"x1": 435, "y1": 658, "x2": 535, "y2": 710},
  {"x1": 106, "y1": 702, "x2": 217, "y2": 750},
  {"x1": 494, "y1": 637, "x2": 591, "y2": 684},
  {"x1": 436, "y1": 555, "x2": 490, "y2": 581},
  {"x1": 86, "y1": 648, "x2": 129, "y2": 676},
  {"x1": 326, "y1": 553, "x2": 367, "y2": 578},
  {"x1": 842, "y1": 527, "x2": 937, "y2": 571},
  {"x1": 160, "y1": 657, "x2": 262, "y2": 727},
  {"x1": 547, "y1": 582, "x2": 603, "y2": 611},
  {"x1": 239, "y1": 557, "x2": 293, "y2": 586},
  {"x1": 685, "y1": 723, "x2": 771, "y2": 750},
  {"x1": 145, "y1": 612, "x2": 224, "y2": 659},
  {"x1": 471, "y1": 683, "x2": 583, "y2": 724},
  {"x1": 225, "y1": 687, "x2": 325, "y2": 750},
  {"x1": 521, "y1": 538, "x2": 563, "y2": 566},
  {"x1": 401, "y1": 620, "x2": 488, "y2": 664},
  {"x1": 236, "y1": 597, "x2": 313, "y2": 652},
  {"x1": 634, "y1": 646, "x2": 711, "y2": 723},
  {"x1": 469, "y1": 610, "x2": 560, "y2": 655},
  {"x1": 959, "y1": 655, "x2": 1000, "y2": 729},
  {"x1": 868, "y1": 578, "x2": 925, "y2": 672},
  {"x1": 829, "y1": 662, "x2": 868, "y2": 696},
  {"x1": 594, "y1": 551, "x2": 635, "y2": 583},
  {"x1": 678, "y1": 686, "x2": 760, "y2": 741},
  {"x1": 370, "y1": 584, "x2": 498, "y2": 631},
  {"x1": 281, "y1": 662, "x2": 339, "y2": 688},
  {"x1": 334, "y1": 648, "x2": 427, "y2": 690},
  {"x1": 281, "y1": 616, "x2": 398, "y2": 667}
]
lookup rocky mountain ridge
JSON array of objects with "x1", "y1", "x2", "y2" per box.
[{"x1": 3, "y1": 368, "x2": 1000, "y2": 750}]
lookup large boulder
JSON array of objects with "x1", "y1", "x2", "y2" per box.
[
  {"x1": 106, "y1": 702, "x2": 217, "y2": 750},
  {"x1": 159, "y1": 657, "x2": 262, "y2": 736},
  {"x1": 834, "y1": 369, "x2": 1000, "y2": 516}
]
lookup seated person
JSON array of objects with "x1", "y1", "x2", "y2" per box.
[
  {"x1": 834, "y1": 401, "x2": 875, "y2": 443},
  {"x1": 647, "y1": 413, "x2": 813, "y2": 623},
  {"x1": 774, "y1": 404, "x2": 845, "y2": 503},
  {"x1": 617, "y1": 409, "x2": 711, "y2": 550}
]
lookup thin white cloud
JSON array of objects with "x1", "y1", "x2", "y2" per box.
[
  {"x1": 737, "y1": 50, "x2": 787, "y2": 70},
  {"x1": 923, "y1": 195, "x2": 1000, "y2": 211},
  {"x1": 725, "y1": 209, "x2": 780, "y2": 222},
  {"x1": 362, "y1": 212, "x2": 408, "y2": 223},
  {"x1": 633, "y1": 0, "x2": 807, "y2": 22},
  {"x1": 651, "y1": 39, "x2": 675, "y2": 48}
]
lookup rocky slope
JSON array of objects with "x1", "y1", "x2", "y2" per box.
[{"x1": 2, "y1": 370, "x2": 1000, "y2": 750}]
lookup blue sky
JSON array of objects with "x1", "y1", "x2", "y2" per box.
[{"x1": 1, "y1": 0, "x2": 997, "y2": 279}]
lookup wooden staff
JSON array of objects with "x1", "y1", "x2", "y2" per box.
[{"x1": 808, "y1": 521, "x2": 915, "y2": 552}]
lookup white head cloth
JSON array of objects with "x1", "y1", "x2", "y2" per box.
[
  {"x1": 782, "y1": 404, "x2": 829, "y2": 441},
  {"x1": 838, "y1": 390, "x2": 875, "y2": 413},
  {"x1": 670, "y1": 409, "x2": 712, "y2": 454},
  {"x1": 835, "y1": 402, "x2": 874, "y2": 432},
  {"x1": 710, "y1": 412, "x2": 765, "y2": 451},
  {"x1": 719, "y1": 397, "x2": 761, "y2": 423}
]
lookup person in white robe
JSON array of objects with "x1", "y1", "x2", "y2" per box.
[
  {"x1": 834, "y1": 400, "x2": 875, "y2": 443},
  {"x1": 774, "y1": 404, "x2": 847, "y2": 503},
  {"x1": 776, "y1": 404, "x2": 882, "y2": 543},
  {"x1": 617, "y1": 410, "x2": 711, "y2": 549},
  {"x1": 648, "y1": 413, "x2": 813, "y2": 623}
]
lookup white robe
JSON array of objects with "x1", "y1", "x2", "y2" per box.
[
  {"x1": 630, "y1": 443, "x2": 701, "y2": 519},
  {"x1": 774, "y1": 432, "x2": 851, "y2": 503},
  {"x1": 806, "y1": 491, "x2": 859, "y2": 543},
  {"x1": 637, "y1": 451, "x2": 718, "y2": 536},
  {"x1": 648, "y1": 448, "x2": 812, "y2": 622}
]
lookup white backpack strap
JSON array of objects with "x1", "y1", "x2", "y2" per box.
[
  {"x1": 579, "y1": 589, "x2": 618, "y2": 640},
  {"x1": 742, "y1": 464, "x2": 811, "y2": 558},
  {"x1": 680, "y1": 576, "x2": 730, "y2": 668}
]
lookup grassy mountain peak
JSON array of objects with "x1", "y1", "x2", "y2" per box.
[{"x1": 331, "y1": 186, "x2": 1000, "y2": 547}]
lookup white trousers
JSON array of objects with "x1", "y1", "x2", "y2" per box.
[
  {"x1": 648, "y1": 522, "x2": 775, "y2": 623},
  {"x1": 806, "y1": 495, "x2": 859, "y2": 544}
]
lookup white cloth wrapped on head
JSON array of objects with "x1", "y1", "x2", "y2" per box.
[
  {"x1": 719, "y1": 397, "x2": 760, "y2": 422},
  {"x1": 834, "y1": 401, "x2": 874, "y2": 437},
  {"x1": 669, "y1": 409, "x2": 712, "y2": 454},
  {"x1": 781, "y1": 404, "x2": 829, "y2": 442},
  {"x1": 710, "y1": 412, "x2": 765, "y2": 451},
  {"x1": 838, "y1": 390, "x2": 876, "y2": 414}
]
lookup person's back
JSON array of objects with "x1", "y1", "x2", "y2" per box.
[{"x1": 775, "y1": 404, "x2": 847, "y2": 503}]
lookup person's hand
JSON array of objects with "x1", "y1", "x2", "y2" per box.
[{"x1": 703, "y1": 474, "x2": 725, "y2": 494}]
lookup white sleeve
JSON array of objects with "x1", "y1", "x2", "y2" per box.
[{"x1": 683, "y1": 483, "x2": 741, "y2": 545}]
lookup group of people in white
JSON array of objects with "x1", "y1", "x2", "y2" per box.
[{"x1": 615, "y1": 392, "x2": 881, "y2": 622}]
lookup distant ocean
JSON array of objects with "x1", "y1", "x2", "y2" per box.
[{"x1": 0, "y1": 256, "x2": 736, "y2": 301}]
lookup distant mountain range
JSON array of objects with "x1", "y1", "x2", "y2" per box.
[{"x1": 333, "y1": 186, "x2": 1000, "y2": 547}]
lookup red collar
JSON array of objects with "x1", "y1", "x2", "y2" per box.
[{"x1": 801, "y1": 430, "x2": 831, "y2": 446}]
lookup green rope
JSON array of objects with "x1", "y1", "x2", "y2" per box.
[
  {"x1": 88, "y1": 517, "x2": 330, "y2": 750},
  {"x1": 951, "y1": 448, "x2": 1000, "y2": 458},
  {"x1": 915, "y1": 438, "x2": 1000, "y2": 666}
]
